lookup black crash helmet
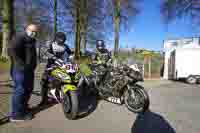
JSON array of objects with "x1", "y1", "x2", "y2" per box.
[{"x1": 54, "y1": 32, "x2": 66, "y2": 45}]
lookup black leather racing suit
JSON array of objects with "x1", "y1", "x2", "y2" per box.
[{"x1": 39, "y1": 41, "x2": 72, "y2": 104}]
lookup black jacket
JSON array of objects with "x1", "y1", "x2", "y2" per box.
[
  {"x1": 39, "y1": 41, "x2": 72, "y2": 68},
  {"x1": 94, "y1": 48, "x2": 111, "y2": 63},
  {"x1": 8, "y1": 34, "x2": 37, "y2": 71}
]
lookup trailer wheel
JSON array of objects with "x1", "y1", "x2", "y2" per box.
[{"x1": 186, "y1": 76, "x2": 197, "y2": 84}]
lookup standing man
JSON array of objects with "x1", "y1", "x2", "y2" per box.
[{"x1": 8, "y1": 24, "x2": 39, "y2": 122}]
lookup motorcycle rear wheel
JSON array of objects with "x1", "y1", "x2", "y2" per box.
[
  {"x1": 62, "y1": 91, "x2": 79, "y2": 120},
  {"x1": 124, "y1": 84, "x2": 149, "y2": 113}
]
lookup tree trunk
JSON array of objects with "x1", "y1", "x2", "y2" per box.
[
  {"x1": 74, "y1": 2, "x2": 81, "y2": 60},
  {"x1": 1, "y1": 0, "x2": 14, "y2": 57},
  {"x1": 54, "y1": 0, "x2": 57, "y2": 34},
  {"x1": 82, "y1": 33, "x2": 87, "y2": 54},
  {"x1": 114, "y1": 0, "x2": 120, "y2": 58},
  {"x1": 82, "y1": 0, "x2": 88, "y2": 54}
]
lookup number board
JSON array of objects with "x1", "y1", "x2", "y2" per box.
[{"x1": 65, "y1": 64, "x2": 79, "y2": 72}]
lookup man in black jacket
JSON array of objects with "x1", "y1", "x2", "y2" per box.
[{"x1": 8, "y1": 24, "x2": 39, "y2": 122}]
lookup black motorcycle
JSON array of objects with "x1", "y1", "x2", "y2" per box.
[{"x1": 79, "y1": 62, "x2": 150, "y2": 113}]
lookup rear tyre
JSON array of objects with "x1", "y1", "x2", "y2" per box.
[
  {"x1": 186, "y1": 76, "x2": 197, "y2": 84},
  {"x1": 62, "y1": 91, "x2": 79, "y2": 120}
]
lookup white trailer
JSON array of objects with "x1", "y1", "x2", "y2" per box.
[{"x1": 168, "y1": 48, "x2": 200, "y2": 84}]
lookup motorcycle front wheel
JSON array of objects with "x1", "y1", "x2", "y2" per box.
[
  {"x1": 124, "y1": 84, "x2": 149, "y2": 113},
  {"x1": 62, "y1": 91, "x2": 79, "y2": 120}
]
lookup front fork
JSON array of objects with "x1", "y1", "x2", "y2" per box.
[
  {"x1": 127, "y1": 85, "x2": 136, "y2": 99},
  {"x1": 49, "y1": 84, "x2": 78, "y2": 103},
  {"x1": 49, "y1": 88, "x2": 62, "y2": 103},
  {"x1": 122, "y1": 85, "x2": 136, "y2": 104}
]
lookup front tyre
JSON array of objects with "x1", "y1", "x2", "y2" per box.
[
  {"x1": 124, "y1": 84, "x2": 149, "y2": 113},
  {"x1": 62, "y1": 91, "x2": 79, "y2": 120}
]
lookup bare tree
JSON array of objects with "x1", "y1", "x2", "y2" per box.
[
  {"x1": 160, "y1": 0, "x2": 200, "y2": 25},
  {"x1": 0, "y1": 0, "x2": 3, "y2": 54},
  {"x1": 80, "y1": 0, "x2": 105, "y2": 52},
  {"x1": 1, "y1": 0, "x2": 14, "y2": 57},
  {"x1": 105, "y1": 0, "x2": 141, "y2": 58},
  {"x1": 60, "y1": 0, "x2": 106, "y2": 59},
  {"x1": 14, "y1": 0, "x2": 54, "y2": 40},
  {"x1": 54, "y1": 0, "x2": 57, "y2": 33}
]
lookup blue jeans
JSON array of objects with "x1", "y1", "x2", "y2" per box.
[
  {"x1": 11, "y1": 68, "x2": 26, "y2": 117},
  {"x1": 9, "y1": 57, "x2": 14, "y2": 78},
  {"x1": 11, "y1": 68, "x2": 35, "y2": 117},
  {"x1": 24, "y1": 70, "x2": 35, "y2": 106}
]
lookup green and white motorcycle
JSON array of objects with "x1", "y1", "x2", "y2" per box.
[{"x1": 43, "y1": 59, "x2": 81, "y2": 120}]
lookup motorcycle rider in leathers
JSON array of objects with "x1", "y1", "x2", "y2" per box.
[
  {"x1": 89, "y1": 40, "x2": 112, "y2": 93},
  {"x1": 93, "y1": 40, "x2": 112, "y2": 65},
  {"x1": 39, "y1": 32, "x2": 72, "y2": 106},
  {"x1": 91, "y1": 40, "x2": 112, "y2": 80}
]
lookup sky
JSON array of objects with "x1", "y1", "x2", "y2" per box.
[{"x1": 118, "y1": 0, "x2": 200, "y2": 51}]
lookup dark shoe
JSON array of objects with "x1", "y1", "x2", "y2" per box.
[{"x1": 10, "y1": 113, "x2": 33, "y2": 122}]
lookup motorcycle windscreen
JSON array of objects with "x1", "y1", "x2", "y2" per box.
[
  {"x1": 63, "y1": 84, "x2": 77, "y2": 94},
  {"x1": 51, "y1": 69, "x2": 71, "y2": 83}
]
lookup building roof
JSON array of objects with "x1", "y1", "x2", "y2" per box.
[
  {"x1": 164, "y1": 36, "x2": 200, "y2": 41},
  {"x1": 163, "y1": 37, "x2": 200, "y2": 50}
]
